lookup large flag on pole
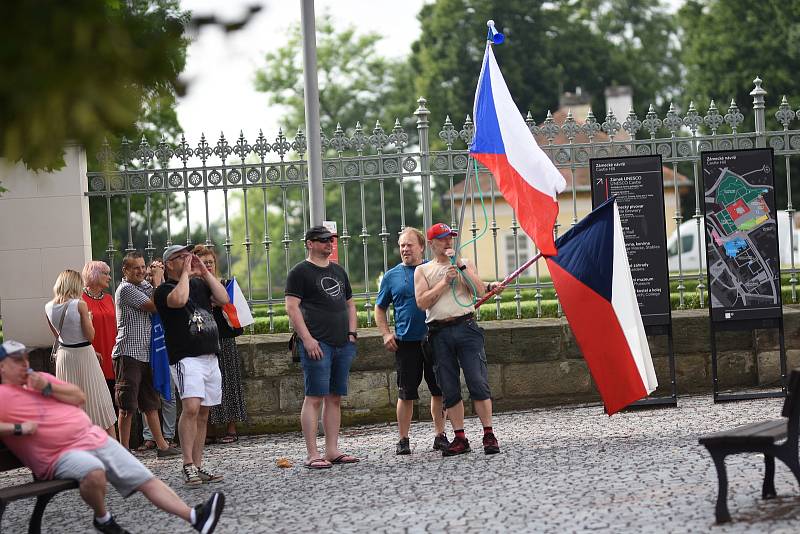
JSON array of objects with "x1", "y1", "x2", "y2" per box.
[
  {"x1": 470, "y1": 42, "x2": 566, "y2": 256},
  {"x1": 546, "y1": 197, "x2": 657, "y2": 415}
]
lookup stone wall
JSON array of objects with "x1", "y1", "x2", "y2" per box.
[{"x1": 236, "y1": 307, "x2": 800, "y2": 434}]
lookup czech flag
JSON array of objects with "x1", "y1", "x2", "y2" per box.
[
  {"x1": 221, "y1": 277, "x2": 255, "y2": 329},
  {"x1": 470, "y1": 42, "x2": 566, "y2": 256},
  {"x1": 546, "y1": 198, "x2": 657, "y2": 415}
]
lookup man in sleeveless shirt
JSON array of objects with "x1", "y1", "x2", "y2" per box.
[
  {"x1": 0, "y1": 340, "x2": 225, "y2": 534},
  {"x1": 375, "y1": 227, "x2": 449, "y2": 455},
  {"x1": 285, "y1": 226, "x2": 360, "y2": 469},
  {"x1": 414, "y1": 223, "x2": 503, "y2": 456}
]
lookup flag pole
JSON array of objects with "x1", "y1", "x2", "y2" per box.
[{"x1": 474, "y1": 251, "x2": 543, "y2": 308}]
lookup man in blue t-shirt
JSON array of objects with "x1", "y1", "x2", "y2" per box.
[{"x1": 376, "y1": 227, "x2": 448, "y2": 455}]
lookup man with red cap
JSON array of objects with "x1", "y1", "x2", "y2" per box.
[{"x1": 414, "y1": 223, "x2": 502, "y2": 456}]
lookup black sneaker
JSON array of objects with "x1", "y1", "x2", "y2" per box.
[
  {"x1": 432, "y1": 433, "x2": 450, "y2": 451},
  {"x1": 442, "y1": 436, "x2": 471, "y2": 457},
  {"x1": 192, "y1": 491, "x2": 225, "y2": 534},
  {"x1": 396, "y1": 437, "x2": 411, "y2": 455},
  {"x1": 93, "y1": 516, "x2": 131, "y2": 534},
  {"x1": 483, "y1": 432, "x2": 500, "y2": 455}
]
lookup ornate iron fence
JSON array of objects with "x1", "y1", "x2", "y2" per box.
[{"x1": 86, "y1": 76, "x2": 800, "y2": 331}]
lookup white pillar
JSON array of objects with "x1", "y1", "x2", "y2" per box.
[{"x1": 0, "y1": 144, "x2": 91, "y2": 347}]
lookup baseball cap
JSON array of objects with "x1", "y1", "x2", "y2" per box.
[
  {"x1": 0, "y1": 340, "x2": 27, "y2": 361},
  {"x1": 426, "y1": 223, "x2": 458, "y2": 240},
  {"x1": 163, "y1": 244, "x2": 193, "y2": 263},
  {"x1": 304, "y1": 225, "x2": 338, "y2": 241}
]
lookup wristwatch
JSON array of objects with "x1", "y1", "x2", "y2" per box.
[
  {"x1": 13, "y1": 423, "x2": 22, "y2": 436},
  {"x1": 348, "y1": 331, "x2": 358, "y2": 340},
  {"x1": 41, "y1": 382, "x2": 53, "y2": 397}
]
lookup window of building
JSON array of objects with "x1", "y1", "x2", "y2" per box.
[{"x1": 505, "y1": 232, "x2": 534, "y2": 276}]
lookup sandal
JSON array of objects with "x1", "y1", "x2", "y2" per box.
[
  {"x1": 136, "y1": 440, "x2": 157, "y2": 452},
  {"x1": 219, "y1": 433, "x2": 239, "y2": 444},
  {"x1": 328, "y1": 454, "x2": 359, "y2": 465},
  {"x1": 303, "y1": 458, "x2": 332, "y2": 470}
]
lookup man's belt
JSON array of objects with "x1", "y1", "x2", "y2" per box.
[{"x1": 427, "y1": 313, "x2": 474, "y2": 331}]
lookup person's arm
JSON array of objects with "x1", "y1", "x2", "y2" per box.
[
  {"x1": 0, "y1": 421, "x2": 37, "y2": 436},
  {"x1": 44, "y1": 307, "x2": 58, "y2": 338},
  {"x1": 414, "y1": 265, "x2": 456, "y2": 310},
  {"x1": 166, "y1": 255, "x2": 193, "y2": 308},
  {"x1": 76, "y1": 299, "x2": 95, "y2": 342},
  {"x1": 455, "y1": 258, "x2": 487, "y2": 297},
  {"x1": 285, "y1": 295, "x2": 322, "y2": 359},
  {"x1": 346, "y1": 298, "x2": 358, "y2": 343},
  {"x1": 375, "y1": 305, "x2": 398, "y2": 352},
  {"x1": 26, "y1": 372, "x2": 86, "y2": 406}
]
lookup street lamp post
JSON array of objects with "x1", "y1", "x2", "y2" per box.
[{"x1": 300, "y1": 0, "x2": 324, "y2": 227}]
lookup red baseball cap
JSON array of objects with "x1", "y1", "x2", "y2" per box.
[{"x1": 426, "y1": 223, "x2": 458, "y2": 240}]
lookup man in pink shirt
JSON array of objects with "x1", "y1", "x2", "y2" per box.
[{"x1": 0, "y1": 340, "x2": 225, "y2": 534}]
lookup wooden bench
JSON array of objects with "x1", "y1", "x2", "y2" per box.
[
  {"x1": 0, "y1": 445, "x2": 78, "y2": 534},
  {"x1": 699, "y1": 369, "x2": 800, "y2": 523}
]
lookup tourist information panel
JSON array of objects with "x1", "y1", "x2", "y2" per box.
[
  {"x1": 590, "y1": 155, "x2": 671, "y2": 327},
  {"x1": 701, "y1": 148, "x2": 782, "y2": 322}
]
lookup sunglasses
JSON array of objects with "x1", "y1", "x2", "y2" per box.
[{"x1": 312, "y1": 237, "x2": 334, "y2": 243}]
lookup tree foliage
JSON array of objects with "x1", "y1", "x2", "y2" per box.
[
  {"x1": 255, "y1": 12, "x2": 415, "y2": 134},
  {"x1": 1, "y1": 0, "x2": 188, "y2": 171},
  {"x1": 679, "y1": 0, "x2": 800, "y2": 127},
  {"x1": 410, "y1": 0, "x2": 681, "y2": 137}
]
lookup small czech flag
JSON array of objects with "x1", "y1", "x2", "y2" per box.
[{"x1": 221, "y1": 277, "x2": 255, "y2": 328}]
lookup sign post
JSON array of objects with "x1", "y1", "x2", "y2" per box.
[{"x1": 701, "y1": 148, "x2": 786, "y2": 401}]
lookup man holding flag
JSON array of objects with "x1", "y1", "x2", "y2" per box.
[
  {"x1": 469, "y1": 21, "x2": 656, "y2": 414},
  {"x1": 414, "y1": 223, "x2": 502, "y2": 456}
]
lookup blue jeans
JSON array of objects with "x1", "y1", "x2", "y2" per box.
[
  {"x1": 429, "y1": 319, "x2": 492, "y2": 409},
  {"x1": 299, "y1": 340, "x2": 356, "y2": 396}
]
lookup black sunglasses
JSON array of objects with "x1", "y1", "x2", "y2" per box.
[{"x1": 312, "y1": 237, "x2": 334, "y2": 243}]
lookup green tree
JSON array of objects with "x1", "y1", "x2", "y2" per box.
[
  {"x1": 1, "y1": 0, "x2": 188, "y2": 172},
  {"x1": 251, "y1": 13, "x2": 422, "y2": 284},
  {"x1": 679, "y1": 0, "x2": 800, "y2": 209}
]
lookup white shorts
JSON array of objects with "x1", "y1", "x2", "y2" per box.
[{"x1": 171, "y1": 354, "x2": 222, "y2": 407}]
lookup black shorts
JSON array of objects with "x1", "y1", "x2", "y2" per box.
[{"x1": 395, "y1": 340, "x2": 442, "y2": 400}]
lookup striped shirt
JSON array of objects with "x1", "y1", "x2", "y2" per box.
[{"x1": 111, "y1": 280, "x2": 153, "y2": 362}]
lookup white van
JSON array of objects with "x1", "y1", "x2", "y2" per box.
[{"x1": 666, "y1": 210, "x2": 800, "y2": 272}]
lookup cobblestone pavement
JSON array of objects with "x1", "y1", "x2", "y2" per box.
[{"x1": 3, "y1": 395, "x2": 800, "y2": 533}]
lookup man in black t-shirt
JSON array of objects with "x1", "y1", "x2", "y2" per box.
[
  {"x1": 285, "y1": 226, "x2": 359, "y2": 469},
  {"x1": 154, "y1": 245, "x2": 230, "y2": 486}
]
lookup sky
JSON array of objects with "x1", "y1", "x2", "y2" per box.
[{"x1": 176, "y1": 0, "x2": 429, "y2": 141}]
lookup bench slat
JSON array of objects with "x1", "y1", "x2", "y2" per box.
[
  {"x1": 699, "y1": 419, "x2": 787, "y2": 447},
  {"x1": 0, "y1": 479, "x2": 78, "y2": 502}
]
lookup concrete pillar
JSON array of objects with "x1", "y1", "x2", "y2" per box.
[{"x1": 0, "y1": 144, "x2": 91, "y2": 347}]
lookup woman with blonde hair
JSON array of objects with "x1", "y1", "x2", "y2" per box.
[
  {"x1": 81, "y1": 260, "x2": 117, "y2": 403},
  {"x1": 45, "y1": 269, "x2": 117, "y2": 437}
]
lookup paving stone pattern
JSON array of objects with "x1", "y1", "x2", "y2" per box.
[{"x1": 3, "y1": 396, "x2": 800, "y2": 533}]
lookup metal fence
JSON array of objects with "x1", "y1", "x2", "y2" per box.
[{"x1": 85, "y1": 76, "x2": 800, "y2": 331}]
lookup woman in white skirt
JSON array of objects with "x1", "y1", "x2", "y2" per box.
[{"x1": 45, "y1": 269, "x2": 117, "y2": 437}]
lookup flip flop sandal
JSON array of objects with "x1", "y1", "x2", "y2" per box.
[
  {"x1": 136, "y1": 440, "x2": 157, "y2": 452},
  {"x1": 219, "y1": 433, "x2": 239, "y2": 444},
  {"x1": 329, "y1": 454, "x2": 359, "y2": 465},
  {"x1": 303, "y1": 458, "x2": 332, "y2": 470}
]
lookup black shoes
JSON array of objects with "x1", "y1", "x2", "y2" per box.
[
  {"x1": 396, "y1": 437, "x2": 411, "y2": 455},
  {"x1": 193, "y1": 491, "x2": 225, "y2": 534},
  {"x1": 442, "y1": 436, "x2": 471, "y2": 457},
  {"x1": 432, "y1": 433, "x2": 450, "y2": 451},
  {"x1": 483, "y1": 432, "x2": 500, "y2": 455},
  {"x1": 93, "y1": 516, "x2": 131, "y2": 534}
]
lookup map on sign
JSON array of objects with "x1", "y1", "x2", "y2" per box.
[{"x1": 702, "y1": 149, "x2": 781, "y2": 322}]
